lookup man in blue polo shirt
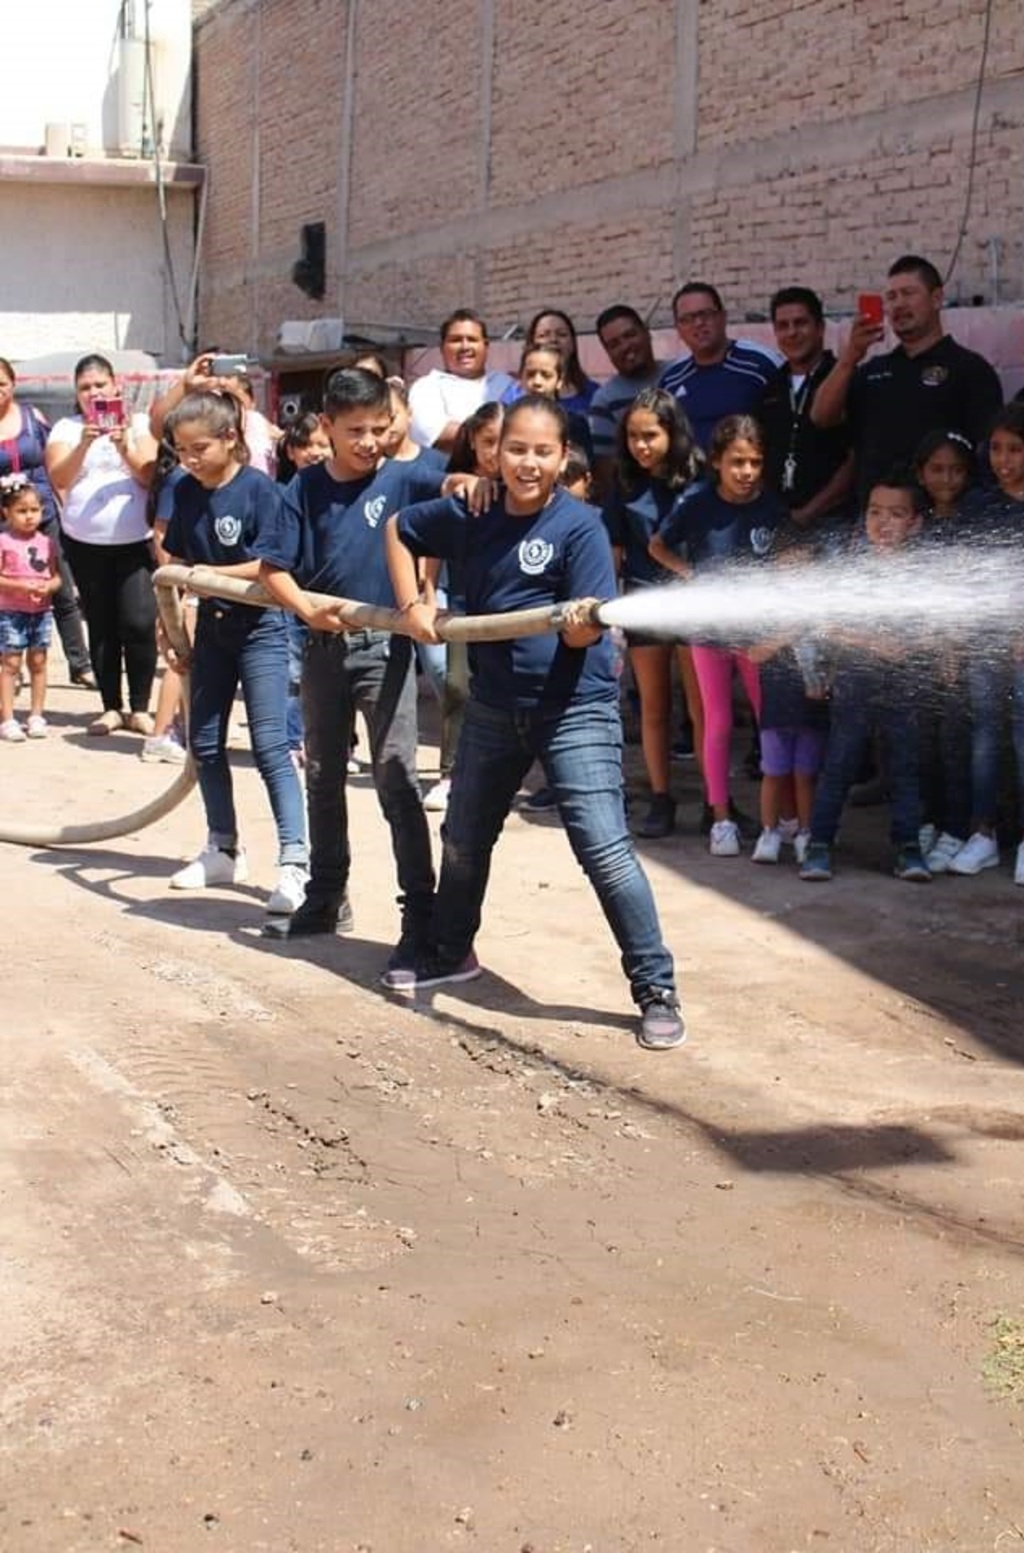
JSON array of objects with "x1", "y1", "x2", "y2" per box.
[{"x1": 660, "y1": 281, "x2": 781, "y2": 450}]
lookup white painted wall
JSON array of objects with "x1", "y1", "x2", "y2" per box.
[
  {"x1": 0, "y1": 183, "x2": 195, "y2": 362},
  {"x1": 0, "y1": 0, "x2": 192, "y2": 157}
]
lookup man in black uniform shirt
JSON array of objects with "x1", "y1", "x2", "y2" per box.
[
  {"x1": 811, "y1": 254, "x2": 1002, "y2": 500},
  {"x1": 758, "y1": 286, "x2": 853, "y2": 534}
]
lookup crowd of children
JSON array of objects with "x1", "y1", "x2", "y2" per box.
[{"x1": 2, "y1": 300, "x2": 1023, "y2": 1051}]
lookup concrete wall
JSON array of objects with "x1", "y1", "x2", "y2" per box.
[
  {"x1": 194, "y1": 0, "x2": 1024, "y2": 356},
  {"x1": 0, "y1": 183, "x2": 195, "y2": 362}
]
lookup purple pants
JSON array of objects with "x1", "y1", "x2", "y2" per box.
[{"x1": 760, "y1": 725, "x2": 827, "y2": 778}]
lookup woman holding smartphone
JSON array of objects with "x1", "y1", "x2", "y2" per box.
[{"x1": 45, "y1": 353, "x2": 160, "y2": 735}]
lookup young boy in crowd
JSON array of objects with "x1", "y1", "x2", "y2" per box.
[
  {"x1": 253, "y1": 369, "x2": 447, "y2": 964},
  {"x1": 800, "y1": 469, "x2": 932, "y2": 883}
]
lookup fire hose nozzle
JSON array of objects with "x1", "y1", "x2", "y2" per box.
[{"x1": 554, "y1": 597, "x2": 610, "y2": 630}]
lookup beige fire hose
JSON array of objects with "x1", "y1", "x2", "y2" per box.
[{"x1": 0, "y1": 565, "x2": 603, "y2": 848}]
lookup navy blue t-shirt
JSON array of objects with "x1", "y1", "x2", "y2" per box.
[
  {"x1": 760, "y1": 648, "x2": 829, "y2": 732},
  {"x1": 399, "y1": 445, "x2": 449, "y2": 479},
  {"x1": 396, "y1": 487, "x2": 617, "y2": 710},
  {"x1": 164, "y1": 464, "x2": 284, "y2": 613},
  {"x1": 656, "y1": 483, "x2": 785, "y2": 571},
  {"x1": 603, "y1": 476, "x2": 691, "y2": 587},
  {"x1": 253, "y1": 458, "x2": 445, "y2": 607},
  {"x1": 154, "y1": 463, "x2": 187, "y2": 525}
]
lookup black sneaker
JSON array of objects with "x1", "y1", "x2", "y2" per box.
[
  {"x1": 894, "y1": 844, "x2": 932, "y2": 883},
  {"x1": 264, "y1": 892, "x2": 354, "y2": 939},
  {"x1": 381, "y1": 950, "x2": 481, "y2": 992},
  {"x1": 637, "y1": 989, "x2": 686, "y2": 1050},
  {"x1": 634, "y1": 793, "x2": 677, "y2": 840}
]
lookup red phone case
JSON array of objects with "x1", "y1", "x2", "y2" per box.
[{"x1": 857, "y1": 293, "x2": 884, "y2": 327}]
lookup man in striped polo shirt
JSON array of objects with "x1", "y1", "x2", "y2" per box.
[
  {"x1": 660, "y1": 282, "x2": 781, "y2": 450},
  {"x1": 588, "y1": 304, "x2": 665, "y2": 500}
]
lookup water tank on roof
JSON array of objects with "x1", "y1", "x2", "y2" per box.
[{"x1": 117, "y1": 37, "x2": 148, "y2": 157}]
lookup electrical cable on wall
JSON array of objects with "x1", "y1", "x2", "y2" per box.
[
  {"x1": 141, "y1": 0, "x2": 191, "y2": 352},
  {"x1": 943, "y1": 0, "x2": 995, "y2": 288}
]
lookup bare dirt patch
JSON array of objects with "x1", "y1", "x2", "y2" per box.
[{"x1": 2, "y1": 673, "x2": 1024, "y2": 1552}]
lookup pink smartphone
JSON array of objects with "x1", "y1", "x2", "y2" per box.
[
  {"x1": 87, "y1": 395, "x2": 125, "y2": 430},
  {"x1": 857, "y1": 293, "x2": 884, "y2": 328}
]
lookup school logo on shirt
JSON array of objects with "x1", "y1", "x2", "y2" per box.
[
  {"x1": 214, "y1": 514, "x2": 242, "y2": 546},
  {"x1": 518, "y1": 537, "x2": 554, "y2": 576},
  {"x1": 364, "y1": 495, "x2": 387, "y2": 528},
  {"x1": 750, "y1": 527, "x2": 774, "y2": 557},
  {"x1": 920, "y1": 365, "x2": 949, "y2": 387}
]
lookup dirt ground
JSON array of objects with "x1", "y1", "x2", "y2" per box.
[{"x1": 2, "y1": 660, "x2": 1024, "y2": 1553}]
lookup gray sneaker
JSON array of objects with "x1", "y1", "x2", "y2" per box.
[{"x1": 637, "y1": 989, "x2": 686, "y2": 1050}]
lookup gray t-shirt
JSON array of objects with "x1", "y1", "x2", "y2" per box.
[{"x1": 588, "y1": 364, "x2": 665, "y2": 461}]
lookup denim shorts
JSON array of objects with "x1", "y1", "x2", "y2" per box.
[{"x1": 0, "y1": 609, "x2": 52, "y2": 653}]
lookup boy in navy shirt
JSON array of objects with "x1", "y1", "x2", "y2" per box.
[
  {"x1": 254, "y1": 369, "x2": 445, "y2": 962},
  {"x1": 800, "y1": 469, "x2": 931, "y2": 883}
]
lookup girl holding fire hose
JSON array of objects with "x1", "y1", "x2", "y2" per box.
[{"x1": 383, "y1": 394, "x2": 684, "y2": 1052}]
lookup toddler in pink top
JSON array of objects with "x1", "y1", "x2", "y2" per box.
[{"x1": 0, "y1": 474, "x2": 61, "y2": 741}]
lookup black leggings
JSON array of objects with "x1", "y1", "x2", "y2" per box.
[{"x1": 62, "y1": 535, "x2": 157, "y2": 713}]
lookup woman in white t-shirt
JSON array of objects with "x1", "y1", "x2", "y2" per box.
[{"x1": 45, "y1": 354, "x2": 159, "y2": 735}]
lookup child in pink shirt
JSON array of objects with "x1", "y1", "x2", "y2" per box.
[{"x1": 0, "y1": 474, "x2": 61, "y2": 740}]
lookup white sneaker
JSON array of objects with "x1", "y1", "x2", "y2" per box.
[
  {"x1": 752, "y1": 827, "x2": 782, "y2": 864},
  {"x1": 948, "y1": 832, "x2": 999, "y2": 876},
  {"x1": 918, "y1": 824, "x2": 938, "y2": 856},
  {"x1": 925, "y1": 832, "x2": 964, "y2": 874},
  {"x1": 793, "y1": 829, "x2": 812, "y2": 865},
  {"x1": 25, "y1": 715, "x2": 47, "y2": 739},
  {"x1": 778, "y1": 817, "x2": 800, "y2": 845},
  {"x1": 423, "y1": 777, "x2": 451, "y2": 813},
  {"x1": 141, "y1": 732, "x2": 187, "y2": 765},
  {"x1": 709, "y1": 819, "x2": 741, "y2": 857},
  {"x1": 0, "y1": 719, "x2": 25, "y2": 743},
  {"x1": 266, "y1": 862, "x2": 309, "y2": 914},
  {"x1": 1015, "y1": 843, "x2": 1024, "y2": 888},
  {"x1": 170, "y1": 844, "x2": 249, "y2": 890}
]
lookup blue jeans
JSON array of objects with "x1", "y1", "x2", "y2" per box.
[
  {"x1": 919, "y1": 664, "x2": 971, "y2": 840},
  {"x1": 431, "y1": 696, "x2": 676, "y2": 1005},
  {"x1": 189, "y1": 605, "x2": 307, "y2": 864},
  {"x1": 415, "y1": 583, "x2": 448, "y2": 705},
  {"x1": 967, "y1": 654, "x2": 1024, "y2": 826},
  {"x1": 285, "y1": 613, "x2": 307, "y2": 751},
  {"x1": 301, "y1": 629, "x2": 434, "y2": 912},
  {"x1": 811, "y1": 662, "x2": 920, "y2": 847}
]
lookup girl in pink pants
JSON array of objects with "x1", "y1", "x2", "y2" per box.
[{"x1": 649, "y1": 414, "x2": 786, "y2": 855}]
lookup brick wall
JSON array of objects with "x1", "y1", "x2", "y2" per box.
[{"x1": 194, "y1": 0, "x2": 1024, "y2": 356}]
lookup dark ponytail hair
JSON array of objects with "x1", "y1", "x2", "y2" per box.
[
  {"x1": 165, "y1": 390, "x2": 250, "y2": 464},
  {"x1": 73, "y1": 352, "x2": 116, "y2": 383},
  {"x1": 501, "y1": 393, "x2": 569, "y2": 447}
]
